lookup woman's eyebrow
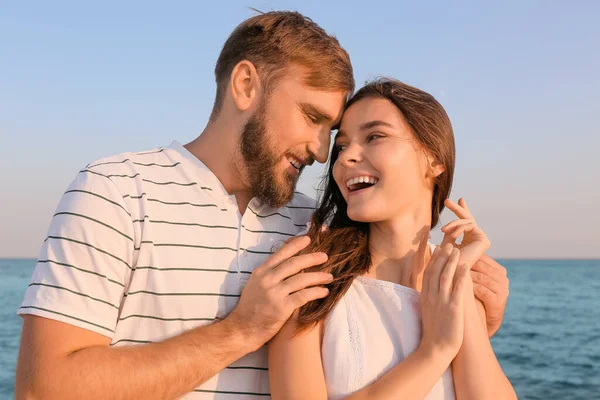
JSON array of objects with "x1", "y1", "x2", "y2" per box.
[
  {"x1": 335, "y1": 120, "x2": 395, "y2": 141},
  {"x1": 334, "y1": 131, "x2": 347, "y2": 142},
  {"x1": 359, "y1": 120, "x2": 395, "y2": 131}
]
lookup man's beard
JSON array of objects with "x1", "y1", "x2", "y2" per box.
[{"x1": 239, "y1": 103, "x2": 298, "y2": 208}]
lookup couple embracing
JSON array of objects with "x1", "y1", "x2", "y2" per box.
[{"x1": 16, "y1": 10, "x2": 515, "y2": 400}]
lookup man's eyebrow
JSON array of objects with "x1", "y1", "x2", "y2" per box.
[
  {"x1": 300, "y1": 102, "x2": 335, "y2": 123},
  {"x1": 359, "y1": 120, "x2": 395, "y2": 130}
]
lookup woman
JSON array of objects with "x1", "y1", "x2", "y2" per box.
[{"x1": 268, "y1": 78, "x2": 516, "y2": 399}]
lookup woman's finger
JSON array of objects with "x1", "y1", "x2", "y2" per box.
[
  {"x1": 441, "y1": 219, "x2": 473, "y2": 233},
  {"x1": 428, "y1": 243, "x2": 453, "y2": 295},
  {"x1": 439, "y1": 248, "x2": 460, "y2": 301},
  {"x1": 450, "y1": 262, "x2": 471, "y2": 305},
  {"x1": 440, "y1": 230, "x2": 458, "y2": 248},
  {"x1": 458, "y1": 198, "x2": 472, "y2": 216},
  {"x1": 422, "y1": 246, "x2": 441, "y2": 297},
  {"x1": 444, "y1": 199, "x2": 471, "y2": 219},
  {"x1": 444, "y1": 225, "x2": 469, "y2": 244}
]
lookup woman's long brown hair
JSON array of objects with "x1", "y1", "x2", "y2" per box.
[{"x1": 295, "y1": 78, "x2": 456, "y2": 332}]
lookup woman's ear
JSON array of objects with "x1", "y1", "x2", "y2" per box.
[
  {"x1": 229, "y1": 60, "x2": 260, "y2": 112},
  {"x1": 426, "y1": 155, "x2": 445, "y2": 178}
]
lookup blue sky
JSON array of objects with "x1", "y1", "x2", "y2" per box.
[{"x1": 1, "y1": 1, "x2": 598, "y2": 258}]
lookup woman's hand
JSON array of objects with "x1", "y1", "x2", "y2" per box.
[
  {"x1": 440, "y1": 198, "x2": 490, "y2": 269},
  {"x1": 420, "y1": 244, "x2": 471, "y2": 361}
]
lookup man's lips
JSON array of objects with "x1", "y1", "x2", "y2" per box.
[{"x1": 286, "y1": 154, "x2": 313, "y2": 171}]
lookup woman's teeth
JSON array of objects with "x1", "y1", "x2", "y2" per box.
[{"x1": 346, "y1": 176, "x2": 379, "y2": 192}]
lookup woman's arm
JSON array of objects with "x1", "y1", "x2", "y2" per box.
[
  {"x1": 451, "y1": 289, "x2": 517, "y2": 399},
  {"x1": 268, "y1": 314, "x2": 455, "y2": 400},
  {"x1": 270, "y1": 245, "x2": 468, "y2": 400},
  {"x1": 346, "y1": 345, "x2": 454, "y2": 400},
  {"x1": 439, "y1": 199, "x2": 517, "y2": 399},
  {"x1": 268, "y1": 315, "x2": 328, "y2": 400}
]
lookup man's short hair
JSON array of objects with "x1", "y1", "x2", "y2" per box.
[{"x1": 211, "y1": 11, "x2": 355, "y2": 119}]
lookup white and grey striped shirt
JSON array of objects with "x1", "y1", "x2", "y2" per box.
[{"x1": 19, "y1": 140, "x2": 316, "y2": 399}]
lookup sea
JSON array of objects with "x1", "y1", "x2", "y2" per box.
[{"x1": 1, "y1": 258, "x2": 598, "y2": 399}]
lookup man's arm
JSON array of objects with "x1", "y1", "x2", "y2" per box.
[
  {"x1": 471, "y1": 254, "x2": 510, "y2": 337},
  {"x1": 15, "y1": 235, "x2": 333, "y2": 400},
  {"x1": 15, "y1": 315, "x2": 252, "y2": 400}
]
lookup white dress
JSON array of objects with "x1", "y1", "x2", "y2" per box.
[{"x1": 321, "y1": 250, "x2": 456, "y2": 399}]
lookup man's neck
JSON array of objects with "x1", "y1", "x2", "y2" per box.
[{"x1": 184, "y1": 122, "x2": 254, "y2": 213}]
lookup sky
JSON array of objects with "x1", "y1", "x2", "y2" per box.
[{"x1": 1, "y1": 1, "x2": 598, "y2": 258}]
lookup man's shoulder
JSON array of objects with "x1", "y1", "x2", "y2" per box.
[
  {"x1": 84, "y1": 146, "x2": 173, "y2": 175},
  {"x1": 288, "y1": 191, "x2": 317, "y2": 209},
  {"x1": 280, "y1": 191, "x2": 317, "y2": 227},
  {"x1": 68, "y1": 145, "x2": 186, "y2": 202}
]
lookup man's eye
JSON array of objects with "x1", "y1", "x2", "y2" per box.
[{"x1": 307, "y1": 114, "x2": 318, "y2": 123}]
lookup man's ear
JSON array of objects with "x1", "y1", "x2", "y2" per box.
[{"x1": 229, "y1": 60, "x2": 260, "y2": 112}]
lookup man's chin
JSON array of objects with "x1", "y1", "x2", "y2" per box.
[
  {"x1": 252, "y1": 173, "x2": 296, "y2": 208},
  {"x1": 270, "y1": 186, "x2": 296, "y2": 208}
]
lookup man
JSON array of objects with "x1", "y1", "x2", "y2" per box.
[{"x1": 15, "y1": 11, "x2": 509, "y2": 400}]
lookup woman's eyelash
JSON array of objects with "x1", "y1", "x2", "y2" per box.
[{"x1": 335, "y1": 134, "x2": 383, "y2": 151}]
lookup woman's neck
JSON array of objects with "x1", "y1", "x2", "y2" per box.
[{"x1": 367, "y1": 211, "x2": 433, "y2": 292}]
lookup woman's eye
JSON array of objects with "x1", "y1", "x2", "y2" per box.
[
  {"x1": 335, "y1": 143, "x2": 347, "y2": 152},
  {"x1": 367, "y1": 133, "x2": 383, "y2": 142}
]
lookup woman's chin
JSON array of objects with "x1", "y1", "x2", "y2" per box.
[{"x1": 347, "y1": 207, "x2": 379, "y2": 223}]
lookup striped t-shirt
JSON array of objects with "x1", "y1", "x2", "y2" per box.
[{"x1": 19, "y1": 141, "x2": 316, "y2": 399}]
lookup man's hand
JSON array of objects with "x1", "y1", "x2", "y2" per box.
[
  {"x1": 228, "y1": 235, "x2": 333, "y2": 350},
  {"x1": 471, "y1": 254, "x2": 509, "y2": 337}
]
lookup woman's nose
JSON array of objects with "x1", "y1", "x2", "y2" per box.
[{"x1": 338, "y1": 143, "x2": 362, "y2": 166}]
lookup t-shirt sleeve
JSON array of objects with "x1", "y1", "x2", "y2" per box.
[{"x1": 18, "y1": 168, "x2": 135, "y2": 338}]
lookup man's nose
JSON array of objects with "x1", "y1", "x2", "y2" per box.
[{"x1": 308, "y1": 131, "x2": 331, "y2": 164}]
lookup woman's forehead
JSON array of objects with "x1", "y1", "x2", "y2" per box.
[{"x1": 337, "y1": 98, "x2": 408, "y2": 137}]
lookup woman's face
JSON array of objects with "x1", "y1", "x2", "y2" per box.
[{"x1": 333, "y1": 97, "x2": 437, "y2": 223}]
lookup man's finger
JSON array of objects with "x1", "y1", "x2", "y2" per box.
[
  {"x1": 472, "y1": 282, "x2": 496, "y2": 304},
  {"x1": 476, "y1": 254, "x2": 508, "y2": 277},
  {"x1": 262, "y1": 235, "x2": 311, "y2": 270},
  {"x1": 471, "y1": 263, "x2": 508, "y2": 286},
  {"x1": 283, "y1": 271, "x2": 334, "y2": 294},
  {"x1": 470, "y1": 270, "x2": 501, "y2": 295},
  {"x1": 472, "y1": 257, "x2": 509, "y2": 282},
  {"x1": 272, "y1": 252, "x2": 328, "y2": 282},
  {"x1": 287, "y1": 287, "x2": 330, "y2": 310}
]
